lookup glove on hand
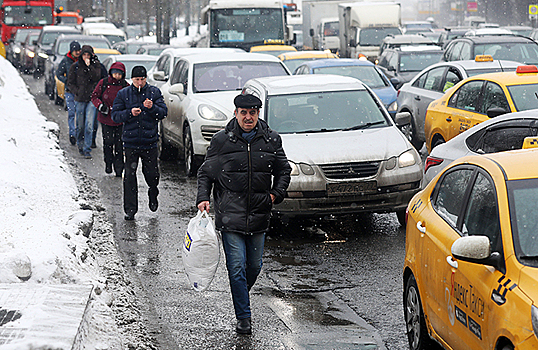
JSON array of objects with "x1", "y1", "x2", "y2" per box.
[{"x1": 99, "y1": 103, "x2": 109, "y2": 115}]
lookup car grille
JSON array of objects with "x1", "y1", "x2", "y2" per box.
[
  {"x1": 319, "y1": 162, "x2": 380, "y2": 179},
  {"x1": 201, "y1": 125, "x2": 224, "y2": 141}
]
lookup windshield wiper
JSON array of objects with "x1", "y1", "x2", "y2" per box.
[
  {"x1": 295, "y1": 128, "x2": 340, "y2": 134},
  {"x1": 342, "y1": 121, "x2": 386, "y2": 131},
  {"x1": 520, "y1": 255, "x2": 538, "y2": 260}
]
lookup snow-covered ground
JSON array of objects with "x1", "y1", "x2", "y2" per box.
[{"x1": 0, "y1": 49, "x2": 151, "y2": 349}]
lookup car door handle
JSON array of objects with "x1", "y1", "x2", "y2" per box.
[
  {"x1": 446, "y1": 117, "x2": 452, "y2": 122},
  {"x1": 416, "y1": 221, "x2": 426, "y2": 233},
  {"x1": 414, "y1": 96, "x2": 421, "y2": 101},
  {"x1": 446, "y1": 256, "x2": 458, "y2": 269}
]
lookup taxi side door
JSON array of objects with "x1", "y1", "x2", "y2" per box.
[{"x1": 446, "y1": 80, "x2": 485, "y2": 141}]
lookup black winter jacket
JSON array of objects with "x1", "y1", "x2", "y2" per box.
[
  {"x1": 196, "y1": 118, "x2": 291, "y2": 235},
  {"x1": 66, "y1": 57, "x2": 106, "y2": 102},
  {"x1": 111, "y1": 83, "x2": 167, "y2": 149}
]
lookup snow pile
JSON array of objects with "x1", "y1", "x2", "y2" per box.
[{"x1": 0, "y1": 57, "x2": 98, "y2": 285}]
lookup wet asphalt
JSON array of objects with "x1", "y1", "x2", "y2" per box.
[{"x1": 24, "y1": 72, "x2": 430, "y2": 350}]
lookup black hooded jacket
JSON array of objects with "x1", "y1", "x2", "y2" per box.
[{"x1": 196, "y1": 118, "x2": 291, "y2": 235}]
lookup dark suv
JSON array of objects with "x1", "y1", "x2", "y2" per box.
[
  {"x1": 443, "y1": 35, "x2": 538, "y2": 65},
  {"x1": 32, "y1": 25, "x2": 80, "y2": 78}
]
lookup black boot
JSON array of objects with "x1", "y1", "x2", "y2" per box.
[
  {"x1": 236, "y1": 317, "x2": 251, "y2": 334},
  {"x1": 105, "y1": 163, "x2": 113, "y2": 174},
  {"x1": 149, "y1": 188, "x2": 159, "y2": 212}
]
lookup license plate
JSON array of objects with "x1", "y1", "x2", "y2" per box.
[{"x1": 327, "y1": 181, "x2": 377, "y2": 196}]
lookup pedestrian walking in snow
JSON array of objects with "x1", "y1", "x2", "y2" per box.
[
  {"x1": 91, "y1": 61, "x2": 129, "y2": 177},
  {"x1": 67, "y1": 45, "x2": 106, "y2": 159},
  {"x1": 111, "y1": 66, "x2": 167, "y2": 221},
  {"x1": 196, "y1": 93, "x2": 291, "y2": 335},
  {"x1": 55, "y1": 40, "x2": 81, "y2": 146}
]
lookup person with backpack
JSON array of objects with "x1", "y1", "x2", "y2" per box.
[{"x1": 91, "y1": 62, "x2": 129, "y2": 176}]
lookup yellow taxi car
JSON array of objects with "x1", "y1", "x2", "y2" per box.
[
  {"x1": 249, "y1": 44, "x2": 297, "y2": 57},
  {"x1": 404, "y1": 140, "x2": 538, "y2": 350},
  {"x1": 278, "y1": 50, "x2": 338, "y2": 73},
  {"x1": 0, "y1": 40, "x2": 5, "y2": 59},
  {"x1": 55, "y1": 48, "x2": 120, "y2": 100},
  {"x1": 424, "y1": 65, "x2": 538, "y2": 153}
]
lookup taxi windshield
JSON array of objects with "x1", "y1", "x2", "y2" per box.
[
  {"x1": 507, "y1": 84, "x2": 538, "y2": 111},
  {"x1": 508, "y1": 178, "x2": 538, "y2": 265},
  {"x1": 265, "y1": 90, "x2": 389, "y2": 134}
]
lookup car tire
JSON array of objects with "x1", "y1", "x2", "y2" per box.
[
  {"x1": 404, "y1": 274, "x2": 432, "y2": 350},
  {"x1": 396, "y1": 210, "x2": 406, "y2": 227},
  {"x1": 400, "y1": 115, "x2": 424, "y2": 151},
  {"x1": 183, "y1": 124, "x2": 198, "y2": 177},
  {"x1": 158, "y1": 123, "x2": 177, "y2": 161}
]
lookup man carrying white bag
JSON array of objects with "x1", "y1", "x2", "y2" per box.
[{"x1": 182, "y1": 210, "x2": 220, "y2": 292}]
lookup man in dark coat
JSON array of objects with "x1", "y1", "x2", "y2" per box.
[
  {"x1": 111, "y1": 66, "x2": 167, "y2": 220},
  {"x1": 91, "y1": 61, "x2": 129, "y2": 177},
  {"x1": 196, "y1": 93, "x2": 291, "y2": 335},
  {"x1": 56, "y1": 40, "x2": 81, "y2": 145},
  {"x1": 66, "y1": 45, "x2": 104, "y2": 158}
]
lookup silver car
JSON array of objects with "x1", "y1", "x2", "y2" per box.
[
  {"x1": 159, "y1": 52, "x2": 290, "y2": 176},
  {"x1": 101, "y1": 54, "x2": 157, "y2": 84},
  {"x1": 397, "y1": 57, "x2": 520, "y2": 150},
  {"x1": 424, "y1": 110, "x2": 538, "y2": 184},
  {"x1": 243, "y1": 74, "x2": 423, "y2": 225}
]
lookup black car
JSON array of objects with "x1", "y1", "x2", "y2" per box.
[
  {"x1": 438, "y1": 27, "x2": 471, "y2": 47},
  {"x1": 32, "y1": 25, "x2": 80, "y2": 78},
  {"x1": 442, "y1": 35, "x2": 538, "y2": 65},
  {"x1": 6, "y1": 28, "x2": 40, "y2": 69},
  {"x1": 44, "y1": 34, "x2": 111, "y2": 105},
  {"x1": 376, "y1": 46, "x2": 444, "y2": 89},
  {"x1": 20, "y1": 31, "x2": 41, "y2": 74}
]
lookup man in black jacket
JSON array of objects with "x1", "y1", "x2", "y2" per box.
[
  {"x1": 112, "y1": 66, "x2": 167, "y2": 221},
  {"x1": 197, "y1": 93, "x2": 291, "y2": 335},
  {"x1": 56, "y1": 40, "x2": 81, "y2": 145}
]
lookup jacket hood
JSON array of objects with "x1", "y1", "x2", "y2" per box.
[{"x1": 109, "y1": 61, "x2": 126, "y2": 75}]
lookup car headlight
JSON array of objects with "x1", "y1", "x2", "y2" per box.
[
  {"x1": 299, "y1": 163, "x2": 315, "y2": 175},
  {"x1": 38, "y1": 52, "x2": 48, "y2": 59},
  {"x1": 289, "y1": 161, "x2": 299, "y2": 176},
  {"x1": 387, "y1": 100, "x2": 398, "y2": 112},
  {"x1": 398, "y1": 149, "x2": 416, "y2": 168},
  {"x1": 198, "y1": 104, "x2": 228, "y2": 121},
  {"x1": 531, "y1": 305, "x2": 538, "y2": 337},
  {"x1": 385, "y1": 156, "x2": 397, "y2": 170},
  {"x1": 14, "y1": 47, "x2": 21, "y2": 54},
  {"x1": 27, "y1": 51, "x2": 35, "y2": 58}
]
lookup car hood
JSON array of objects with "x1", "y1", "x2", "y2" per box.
[
  {"x1": 192, "y1": 90, "x2": 238, "y2": 117},
  {"x1": 281, "y1": 126, "x2": 410, "y2": 164},
  {"x1": 518, "y1": 266, "x2": 538, "y2": 304}
]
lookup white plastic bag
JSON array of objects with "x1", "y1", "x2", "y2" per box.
[{"x1": 182, "y1": 210, "x2": 220, "y2": 292}]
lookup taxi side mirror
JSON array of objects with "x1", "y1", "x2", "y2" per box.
[
  {"x1": 487, "y1": 107, "x2": 507, "y2": 118},
  {"x1": 451, "y1": 235, "x2": 504, "y2": 271}
]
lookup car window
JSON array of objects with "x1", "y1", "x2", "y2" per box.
[
  {"x1": 444, "y1": 68, "x2": 461, "y2": 92},
  {"x1": 378, "y1": 52, "x2": 390, "y2": 67},
  {"x1": 479, "y1": 125, "x2": 534, "y2": 153},
  {"x1": 178, "y1": 64, "x2": 189, "y2": 92},
  {"x1": 450, "y1": 80, "x2": 484, "y2": 112},
  {"x1": 460, "y1": 43, "x2": 471, "y2": 60},
  {"x1": 507, "y1": 83, "x2": 538, "y2": 111},
  {"x1": 412, "y1": 70, "x2": 428, "y2": 88},
  {"x1": 388, "y1": 52, "x2": 399, "y2": 71},
  {"x1": 399, "y1": 52, "x2": 444, "y2": 73},
  {"x1": 170, "y1": 61, "x2": 184, "y2": 85},
  {"x1": 448, "y1": 42, "x2": 464, "y2": 61},
  {"x1": 423, "y1": 67, "x2": 445, "y2": 91},
  {"x1": 461, "y1": 172, "x2": 500, "y2": 248},
  {"x1": 508, "y1": 178, "x2": 538, "y2": 260},
  {"x1": 433, "y1": 168, "x2": 474, "y2": 227},
  {"x1": 480, "y1": 81, "x2": 509, "y2": 114},
  {"x1": 314, "y1": 65, "x2": 388, "y2": 88}
]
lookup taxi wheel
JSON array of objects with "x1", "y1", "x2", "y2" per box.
[{"x1": 404, "y1": 274, "x2": 432, "y2": 350}]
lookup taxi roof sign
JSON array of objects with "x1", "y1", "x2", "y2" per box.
[
  {"x1": 530, "y1": 4, "x2": 538, "y2": 15},
  {"x1": 264, "y1": 39, "x2": 284, "y2": 44},
  {"x1": 516, "y1": 65, "x2": 538, "y2": 74},
  {"x1": 475, "y1": 55, "x2": 493, "y2": 62},
  {"x1": 523, "y1": 136, "x2": 538, "y2": 149}
]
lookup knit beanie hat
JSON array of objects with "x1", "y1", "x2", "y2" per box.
[{"x1": 131, "y1": 65, "x2": 147, "y2": 78}]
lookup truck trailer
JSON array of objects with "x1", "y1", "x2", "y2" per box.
[
  {"x1": 302, "y1": 0, "x2": 342, "y2": 52},
  {"x1": 338, "y1": 2, "x2": 401, "y2": 61}
]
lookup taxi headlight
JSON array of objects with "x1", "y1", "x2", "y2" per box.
[
  {"x1": 198, "y1": 104, "x2": 227, "y2": 121},
  {"x1": 532, "y1": 305, "x2": 538, "y2": 338},
  {"x1": 14, "y1": 47, "x2": 21, "y2": 54},
  {"x1": 398, "y1": 150, "x2": 416, "y2": 168},
  {"x1": 289, "y1": 161, "x2": 299, "y2": 176},
  {"x1": 387, "y1": 100, "x2": 398, "y2": 112}
]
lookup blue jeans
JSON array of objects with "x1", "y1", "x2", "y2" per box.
[
  {"x1": 65, "y1": 92, "x2": 76, "y2": 138},
  {"x1": 221, "y1": 231, "x2": 265, "y2": 320},
  {"x1": 75, "y1": 101, "x2": 96, "y2": 154}
]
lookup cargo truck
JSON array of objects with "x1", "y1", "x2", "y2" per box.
[
  {"x1": 1, "y1": 0, "x2": 54, "y2": 43},
  {"x1": 302, "y1": 0, "x2": 341, "y2": 52},
  {"x1": 338, "y1": 2, "x2": 401, "y2": 61},
  {"x1": 200, "y1": 0, "x2": 293, "y2": 51}
]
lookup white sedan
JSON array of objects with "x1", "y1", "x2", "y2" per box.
[
  {"x1": 424, "y1": 109, "x2": 538, "y2": 183},
  {"x1": 243, "y1": 74, "x2": 423, "y2": 225},
  {"x1": 159, "y1": 52, "x2": 290, "y2": 176}
]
